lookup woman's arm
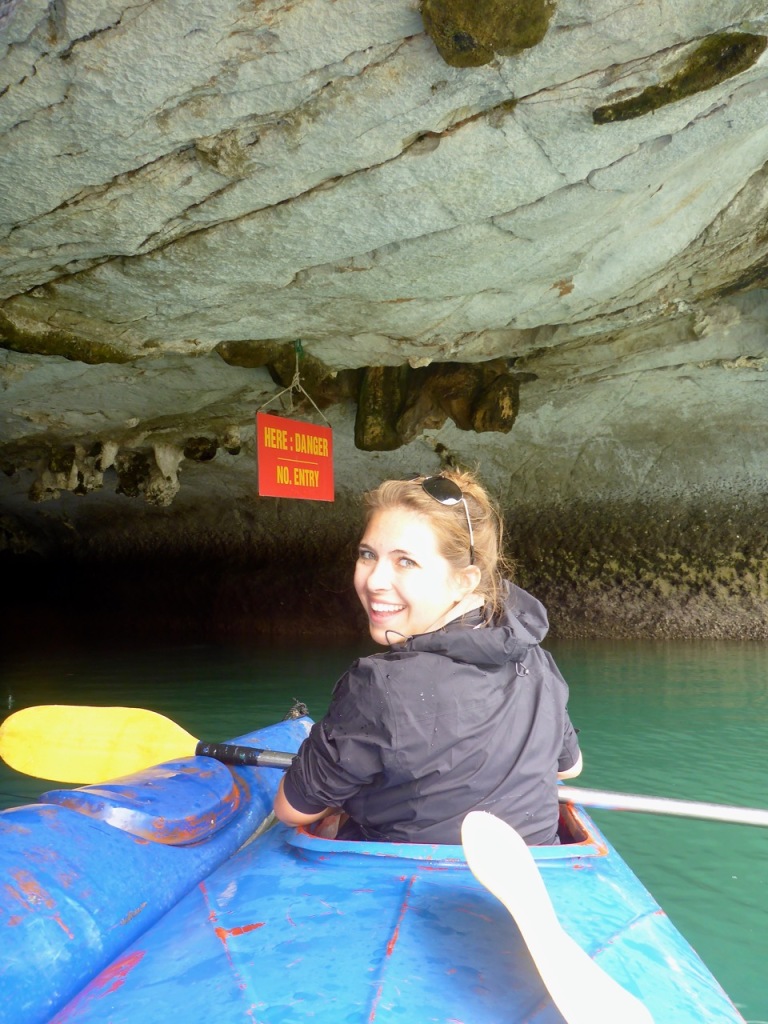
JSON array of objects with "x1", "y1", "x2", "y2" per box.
[
  {"x1": 272, "y1": 662, "x2": 387, "y2": 828},
  {"x1": 273, "y1": 776, "x2": 333, "y2": 826}
]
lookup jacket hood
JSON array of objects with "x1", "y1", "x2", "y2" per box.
[{"x1": 403, "y1": 582, "x2": 549, "y2": 668}]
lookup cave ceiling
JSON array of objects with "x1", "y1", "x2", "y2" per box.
[{"x1": 2, "y1": 0, "x2": 768, "y2": 561}]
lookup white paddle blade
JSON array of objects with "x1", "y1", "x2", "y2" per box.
[{"x1": 461, "y1": 811, "x2": 654, "y2": 1024}]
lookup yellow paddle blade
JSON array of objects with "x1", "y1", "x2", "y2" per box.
[{"x1": 0, "y1": 705, "x2": 198, "y2": 784}]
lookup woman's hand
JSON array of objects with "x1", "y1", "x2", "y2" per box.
[{"x1": 273, "y1": 776, "x2": 333, "y2": 827}]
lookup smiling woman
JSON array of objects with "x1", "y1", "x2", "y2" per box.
[
  {"x1": 354, "y1": 505, "x2": 483, "y2": 643},
  {"x1": 273, "y1": 469, "x2": 582, "y2": 844}
]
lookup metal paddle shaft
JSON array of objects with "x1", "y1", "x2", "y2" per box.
[
  {"x1": 195, "y1": 742, "x2": 294, "y2": 770},
  {"x1": 2, "y1": 705, "x2": 767, "y2": 832},
  {"x1": 558, "y1": 786, "x2": 768, "y2": 828}
]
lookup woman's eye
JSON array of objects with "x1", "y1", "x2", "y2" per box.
[
  {"x1": 398, "y1": 557, "x2": 416, "y2": 568},
  {"x1": 358, "y1": 549, "x2": 375, "y2": 561}
]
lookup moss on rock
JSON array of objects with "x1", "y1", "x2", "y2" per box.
[
  {"x1": 183, "y1": 437, "x2": 218, "y2": 462},
  {"x1": 0, "y1": 311, "x2": 132, "y2": 365},
  {"x1": 355, "y1": 366, "x2": 411, "y2": 451},
  {"x1": 355, "y1": 360, "x2": 522, "y2": 451},
  {"x1": 420, "y1": 0, "x2": 556, "y2": 68},
  {"x1": 6, "y1": 491, "x2": 768, "y2": 641},
  {"x1": 593, "y1": 32, "x2": 767, "y2": 124},
  {"x1": 214, "y1": 339, "x2": 285, "y2": 368},
  {"x1": 216, "y1": 339, "x2": 360, "y2": 410},
  {"x1": 505, "y1": 496, "x2": 768, "y2": 639}
]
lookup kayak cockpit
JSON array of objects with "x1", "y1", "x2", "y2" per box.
[{"x1": 289, "y1": 799, "x2": 606, "y2": 865}]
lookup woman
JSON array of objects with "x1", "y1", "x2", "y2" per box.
[{"x1": 273, "y1": 469, "x2": 582, "y2": 845}]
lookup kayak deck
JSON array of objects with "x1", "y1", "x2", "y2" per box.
[
  {"x1": 0, "y1": 713, "x2": 746, "y2": 1024},
  {"x1": 49, "y1": 804, "x2": 745, "y2": 1024}
]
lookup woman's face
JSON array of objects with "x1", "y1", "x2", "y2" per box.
[{"x1": 354, "y1": 506, "x2": 470, "y2": 645}]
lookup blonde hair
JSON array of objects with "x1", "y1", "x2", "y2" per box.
[{"x1": 361, "y1": 468, "x2": 513, "y2": 615}]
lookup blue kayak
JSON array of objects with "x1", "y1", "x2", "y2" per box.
[{"x1": 0, "y1": 716, "x2": 746, "y2": 1024}]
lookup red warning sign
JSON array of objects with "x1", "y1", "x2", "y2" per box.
[{"x1": 256, "y1": 412, "x2": 334, "y2": 502}]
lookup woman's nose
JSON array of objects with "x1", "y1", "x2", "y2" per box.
[{"x1": 367, "y1": 558, "x2": 392, "y2": 589}]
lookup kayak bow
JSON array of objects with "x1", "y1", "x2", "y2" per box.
[{"x1": 0, "y1": 714, "x2": 747, "y2": 1024}]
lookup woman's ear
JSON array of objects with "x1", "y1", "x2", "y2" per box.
[{"x1": 454, "y1": 564, "x2": 482, "y2": 599}]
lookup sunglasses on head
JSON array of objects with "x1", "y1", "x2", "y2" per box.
[{"x1": 414, "y1": 475, "x2": 475, "y2": 567}]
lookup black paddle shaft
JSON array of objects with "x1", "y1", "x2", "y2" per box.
[{"x1": 195, "y1": 741, "x2": 294, "y2": 770}]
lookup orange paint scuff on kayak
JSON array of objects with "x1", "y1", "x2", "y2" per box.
[
  {"x1": 10, "y1": 869, "x2": 55, "y2": 908},
  {"x1": 97, "y1": 949, "x2": 147, "y2": 997},
  {"x1": 214, "y1": 922, "x2": 265, "y2": 942}
]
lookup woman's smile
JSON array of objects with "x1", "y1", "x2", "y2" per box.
[{"x1": 370, "y1": 601, "x2": 406, "y2": 616}]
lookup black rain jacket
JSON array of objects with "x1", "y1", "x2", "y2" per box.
[{"x1": 283, "y1": 583, "x2": 581, "y2": 845}]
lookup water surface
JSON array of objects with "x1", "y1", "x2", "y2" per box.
[{"x1": 2, "y1": 637, "x2": 766, "y2": 1021}]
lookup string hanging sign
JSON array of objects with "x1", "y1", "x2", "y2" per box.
[{"x1": 256, "y1": 341, "x2": 334, "y2": 502}]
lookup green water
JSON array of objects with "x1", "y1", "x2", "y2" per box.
[{"x1": 2, "y1": 637, "x2": 767, "y2": 1022}]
